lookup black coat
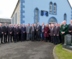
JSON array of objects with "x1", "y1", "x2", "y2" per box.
[
  {"x1": 14, "y1": 27, "x2": 20, "y2": 35},
  {"x1": 2, "y1": 26, "x2": 8, "y2": 36},
  {"x1": 54, "y1": 26, "x2": 60, "y2": 36},
  {"x1": 8, "y1": 27, "x2": 13, "y2": 35},
  {"x1": 68, "y1": 24, "x2": 72, "y2": 34},
  {"x1": 0, "y1": 27, "x2": 3, "y2": 37}
]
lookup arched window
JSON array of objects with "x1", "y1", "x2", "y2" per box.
[
  {"x1": 53, "y1": 3, "x2": 57, "y2": 14},
  {"x1": 34, "y1": 8, "x2": 39, "y2": 24},
  {"x1": 64, "y1": 13, "x2": 67, "y2": 20},
  {"x1": 48, "y1": 17, "x2": 57, "y2": 24},
  {"x1": 49, "y1": 2, "x2": 53, "y2": 14}
]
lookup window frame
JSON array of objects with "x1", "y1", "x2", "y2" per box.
[
  {"x1": 53, "y1": 3, "x2": 57, "y2": 15},
  {"x1": 34, "y1": 8, "x2": 39, "y2": 24},
  {"x1": 64, "y1": 13, "x2": 67, "y2": 21},
  {"x1": 49, "y1": 2, "x2": 53, "y2": 14}
]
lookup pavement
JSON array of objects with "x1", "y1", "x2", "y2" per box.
[{"x1": 0, "y1": 41, "x2": 55, "y2": 59}]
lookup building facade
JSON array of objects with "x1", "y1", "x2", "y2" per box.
[
  {"x1": 11, "y1": 0, "x2": 71, "y2": 24},
  {"x1": 0, "y1": 18, "x2": 11, "y2": 24}
]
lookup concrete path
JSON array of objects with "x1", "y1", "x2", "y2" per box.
[{"x1": 0, "y1": 41, "x2": 55, "y2": 59}]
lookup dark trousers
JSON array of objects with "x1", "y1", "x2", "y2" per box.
[
  {"x1": 49, "y1": 35, "x2": 51, "y2": 42},
  {"x1": 35, "y1": 31, "x2": 40, "y2": 41},
  {"x1": 4, "y1": 35, "x2": 7, "y2": 43},
  {"x1": 41, "y1": 32, "x2": 44, "y2": 41},
  {"x1": 21, "y1": 33, "x2": 26, "y2": 41},
  {"x1": 31, "y1": 32, "x2": 34, "y2": 41},
  {"x1": 0, "y1": 35, "x2": 3, "y2": 43},
  {"x1": 51, "y1": 36, "x2": 54, "y2": 43},
  {"x1": 45, "y1": 37, "x2": 48, "y2": 42},
  {"x1": 61, "y1": 35, "x2": 64, "y2": 44},
  {"x1": 0, "y1": 35, "x2": 4, "y2": 43},
  {"x1": 14, "y1": 34, "x2": 19, "y2": 42},
  {"x1": 8, "y1": 35, "x2": 12, "y2": 43},
  {"x1": 54, "y1": 36, "x2": 60, "y2": 44},
  {"x1": 19, "y1": 33, "x2": 21, "y2": 41}
]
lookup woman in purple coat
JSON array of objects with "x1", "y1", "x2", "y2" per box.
[{"x1": 44, "y1": 24, "x2": 50, "y2": 42}]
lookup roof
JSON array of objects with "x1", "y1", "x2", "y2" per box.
[
  {"x1": 67, "y1": 0, "x2": 72, "y2": 8},
  {"x1": 11, "y1": 0, "x2": 20, "y2": 18},
  {"x1": 0, "y1": 18, "x2": 11, "y2": 23}
]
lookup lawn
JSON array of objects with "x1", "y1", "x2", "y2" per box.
[{"x1": 54, "y1": 44, "x2": 72, "y2": 59}]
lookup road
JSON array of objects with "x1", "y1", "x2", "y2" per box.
[{"x1": 0, "y1": 41, "x2": 54, "y2": 59}]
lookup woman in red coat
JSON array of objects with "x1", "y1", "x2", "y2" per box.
[{"x1": 44, "y1": 24, "x2": 50, "y2": 42}]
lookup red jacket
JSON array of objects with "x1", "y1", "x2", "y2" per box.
[{"x1": 44, "y1": 26, "x2": 49, "y2": 37}]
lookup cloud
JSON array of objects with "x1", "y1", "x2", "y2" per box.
[{"x1": 68, "y1": 0, "x2": 72, "y2": 7}]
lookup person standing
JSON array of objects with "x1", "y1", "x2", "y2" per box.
[
  {"x1": 68, "y1": 20, "x2": 72, "y2": 44},
  {"x1": 48, "y1": 24, "x2": 51, "y2": 42},
  {"x1": 35, "y1": 23, "x2": 41, "y2": 41},
  {"x1": 13, "y1": 25, "x2": 19, "y2": 42},
  {"x1": 21, "y1": 24, "x2": 26, "y2": 41},
  {"x1": 60, "y1": 21, "x2": 68, "y2": 44},
  {"x1": 54, "y1": 23, "x2": 60, "y2": 44},
  {"x1": 8, "y1": 24, "x2": 13, "y2": 43},
  {"x1": 50, "y1": 24, "x2": 55, "y2": 43},
  {"x1": 26, "y1": 23, "x2": 31, "y2": 41},
  {"x1": 3, "y1": 23, "x2": 8, "y2": 43},
  {"x1": 18, "y1": 24, "x2": 21, "y2": 41},
  {"x1": 41, "y1": 23, "x2": 45, "y2": 41},
  {"x1": 44, "y1": 24, "x2": 50, "y2": 42},
  {"x1": 0, "y1": 23, "x2": 3, "y2": 44},
  {"x1": 68, "y1": 20, "x2": 72, "y2": 35},
  {"x1": 31, "y1": 24, "x2": 35, "y2": 41}
]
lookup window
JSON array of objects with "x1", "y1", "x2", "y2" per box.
[
  {"x1": 48, "y1": 17, "x2": 57, "y2": 24},
  {"x1": 22, "y1": 8, "x2": 25, "y2": 10},
  {"x1": 34, "y1": 8, "x2": 39, "y2": 24},
  {"x1": 49, "y1": 2, "x2": 53, "y2": 14},
  {"x1": 15, "y1": 13, "x2": 17, "y2": 24},
  {"x1": 45, "y1": 11, "x2": 48, "y2": 16},
  {"x1": 22, "y1": 3, "x2": 25, "y2": 6},
  {"x1": 41, "y1": 10, "x2": 44, "y2": 16},
  {"x1": 53, "y1": 3, "x2": 57, "y2": 14},
  {"x1": 22, "y1": 13, "x2": 24, "y2": 16},
  {"x1": 22, "y1": 18, "x2": 25, "y2": 21},
  {"x1": 64, "y1": 13, "x2": 67, "y2": 20}
]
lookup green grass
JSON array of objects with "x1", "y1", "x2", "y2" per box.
[{"x1": 55, "y1": 44, "x2": 72, "y2": 59}]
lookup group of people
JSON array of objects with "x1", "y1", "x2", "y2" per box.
[{"x1": 0, "y1": 20, "x2": 72, "y2": 45}]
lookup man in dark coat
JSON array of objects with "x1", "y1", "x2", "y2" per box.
[
  {"x1": 35, "y1": 23, "x2": 41, "y2": 41},
  {"x1": 54, "y1": 23, "x2": 60, "y2": 44},
  {"x1": 68, "y1": 20, "x2": 72, "y2": 44},
  {"x1": 41, "y1": 23, "x2": 45, "y2": 41},
  {"x1": 18, "y1": 24, "x2": 21, "y2": 41},
  {"x1": 0, "y1": 23, "x2": 3, "y2": 44},
  {"x1": 21, "y1": 24, "x2": 26, "y2": 41},
  {"x1": 13, "y1": 25, "x2": 20, "y2": 42},
  {"x1": 30, "y1": 24, "x2": 35, "y2": 41},
  {"x1": 50, "y1": 24, "x2": 55, "y2": 43},
  {"x1": 68, "y1": 20, "x2": 72, "y2": 35},
  {"x1": 12, "y1": 24, "x2": 15, "y2": 42},
  {"x1": 8, "y1": 24, "x2": 13, "y2": 43},
  {"x1": 3, "y1": 23, "x2": 8, "y2": 43},
  {"x1": 60, "y1": 21, "x2": 68, "y2": 44}
]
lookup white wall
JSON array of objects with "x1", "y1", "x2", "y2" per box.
[{"x1": 12, "y1": 1, "x2": 20, "y2": 24}]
